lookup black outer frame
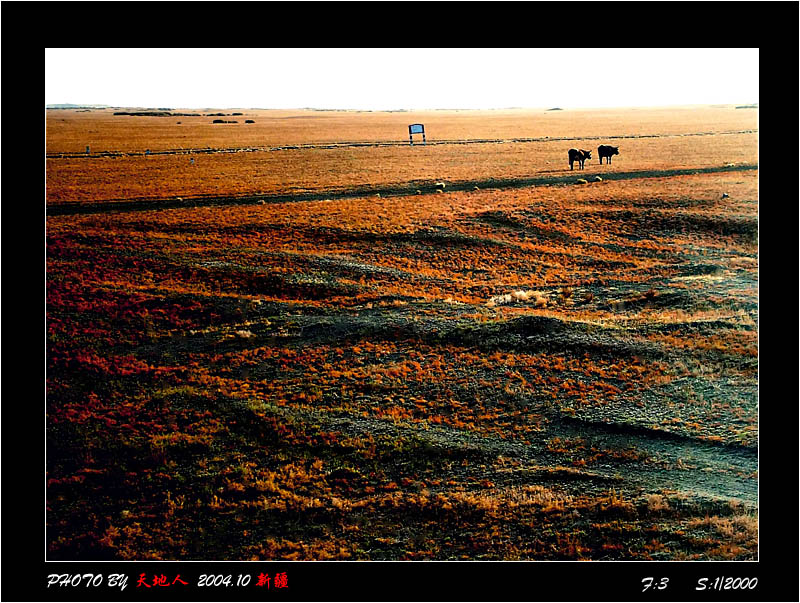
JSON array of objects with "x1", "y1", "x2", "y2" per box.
[{"x1": 14, "y1": 2, "x2": 799, "y2": 603}]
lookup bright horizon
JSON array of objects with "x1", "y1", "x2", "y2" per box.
[{"x1": 45, "y1": 48, "x2": 759, "y2": 111}]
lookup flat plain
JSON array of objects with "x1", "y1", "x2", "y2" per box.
[{"x1": 46, "y1": 105, "x2": 758, "y2": 560}]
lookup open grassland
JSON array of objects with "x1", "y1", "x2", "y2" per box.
[
  {"x1": 46, "y1": 134, "x2": 756, "y2": 207},
  {"x1": 46, "y1": 105, "x2": 756, "y2": 154},
  {"x1": 46, "y1": 105, "x2": 756, "y2": 206},
  {"x1": 46, "y1": 107, "x2": 758, "y2": 560}
]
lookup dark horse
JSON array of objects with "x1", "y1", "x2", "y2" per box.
[
  {"x1": 568, "y1": 148, "x2": 591, "y2": 170},
  {"x1": 598, "y1": 144, "x2": 620, "y2": 164}
]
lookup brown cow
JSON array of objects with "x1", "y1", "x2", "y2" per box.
[
  {"x1": 598, "y1": 144, "x2": 619, "y2": 165},
  {"x1": 568, "y1": 148, "x2": 591, "y2": 170}
]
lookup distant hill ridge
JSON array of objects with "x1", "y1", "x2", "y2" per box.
[{"x1": 46, "y1": 104, "x2": 111, "y2": 109}]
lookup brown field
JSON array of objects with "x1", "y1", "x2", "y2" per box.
[
  {"x1": 46, "y1": 105, "x2": 756, "y2": 205},
  {"x1": 46, "y1": 105, "x2": 756, "y2": 152},
  {"x1": 46, "y1": 106, "x2": 758, "y2": 561}
]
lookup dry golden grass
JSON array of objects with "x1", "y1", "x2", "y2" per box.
[
  {"x1": 46, "y1": 106, "x2": 757, "y2": 205},
  {"x1": 46, "y1": 105, "x2": 758, "y2": 562},
  {"x1": 46, "y1": 105, "x2": 757, "y2": 153}
]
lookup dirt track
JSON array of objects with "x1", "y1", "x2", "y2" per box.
[
  {"x1": 46, "y1": 128, "x2": 757, "y2": 159},
  {"x1": 46, "y1": 163, "x2": 758, "y2": 216}
]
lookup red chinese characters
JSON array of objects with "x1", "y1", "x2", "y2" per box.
[
  {"x1": 255, "y1": 572, "x2": 288, "y2": 588},
  {"x1": 137, "y1": 574, "x2": 188, "y2": 588}
]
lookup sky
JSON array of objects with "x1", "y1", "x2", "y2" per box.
[{"x1": 45, "y1": 48, "x2": 759, "y2": 111}]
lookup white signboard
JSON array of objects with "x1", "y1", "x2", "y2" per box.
[{"x1": 408, "y1": 124, "x2": 426, "y2": 145}]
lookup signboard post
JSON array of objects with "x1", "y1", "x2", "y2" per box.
[{"x1": 408, "y1": 123, "x2": 425, "y2": 145}]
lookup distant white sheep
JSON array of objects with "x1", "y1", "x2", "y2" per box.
[{"x1": 487, "y1": 290, "x2": 547, "y2": 307}]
